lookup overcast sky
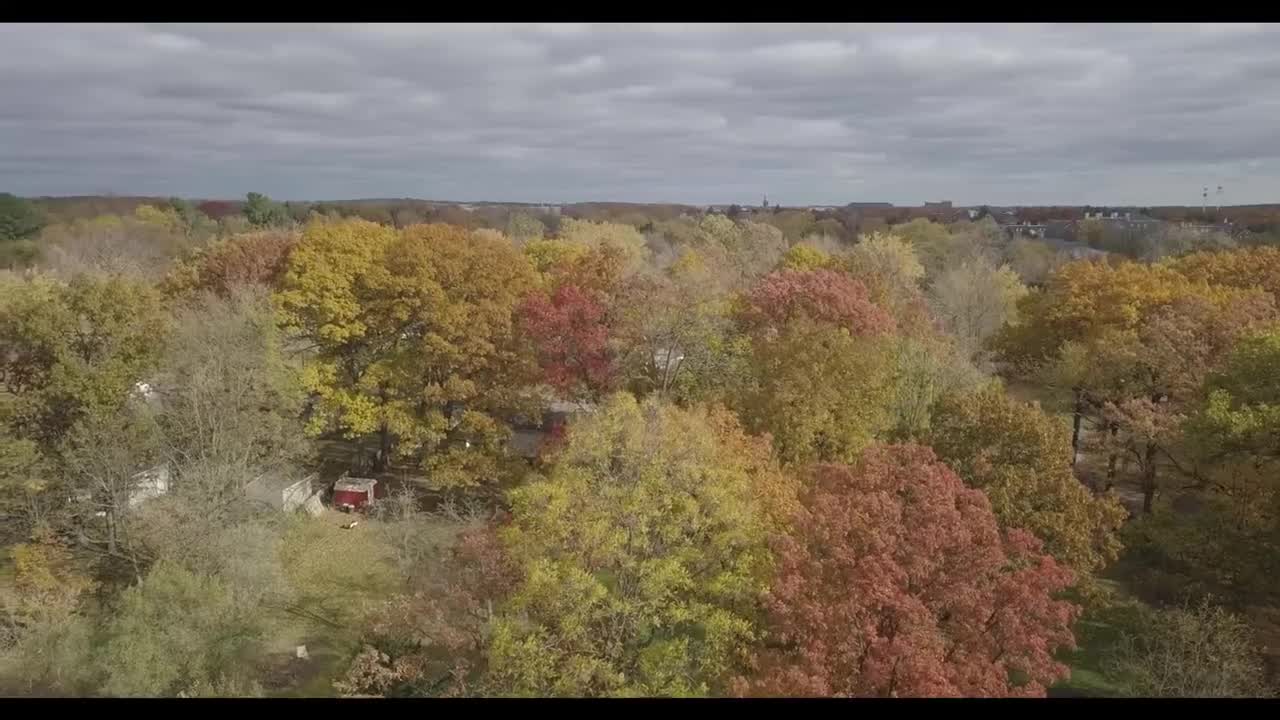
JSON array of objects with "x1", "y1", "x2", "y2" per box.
[{"x1": 2, "y1": 23, "x2": 1278, "y2": 207}]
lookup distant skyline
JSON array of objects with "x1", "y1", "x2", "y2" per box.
[{"x1": 2, "y1": 23, "x2": 1278, "y2": 207}]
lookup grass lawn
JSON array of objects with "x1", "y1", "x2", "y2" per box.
[
  {"x1": 253, "y1": 509, "x2": 472, "y2": 697},
  {"x1": 1053, "y1": 580, "x2": 1140, "y2": 697}
]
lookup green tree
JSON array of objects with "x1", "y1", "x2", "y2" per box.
[
  {"x1": 243, "y1": 192, "x2": 291, "y2": 229},
  {"x1": 883, "y1": 334, "x2": 986, "y2": 441},
  {"x1": 96, "y1": 561, "x2": 267, "y2": 697},
  {"x1": 0, "y1": 193, "x2": 45, "y2": 243},
  {"x1": 894, "y1": 217, "x2": 953, "y2": 278}
]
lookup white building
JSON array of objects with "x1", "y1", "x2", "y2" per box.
[{"x1": 245, "y1": 472, "x2": 324, "y2": 514}]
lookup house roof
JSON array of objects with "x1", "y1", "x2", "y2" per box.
[
  {"x1": 508, "y1": 429, "x2": 545, "y2": 459},
  {"x1": 548, "y1": 399, "x2": 595, "y2": 414},
  {"x1": 1040, "y1": 236, "x2": 1108, "y2": 258},
  {"x1": 247, "y1": 472, "x2": 316, "y2": 493}
]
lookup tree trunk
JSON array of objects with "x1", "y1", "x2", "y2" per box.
[
  {"x1": 1105, "y1": 423, "x2": 1119, "y2": 491},
  {"x1": 1071, "y1": 388, "x2": 1084, "y2": 468},
  {"x1": 374, "y1": 423, "x2": 391, "y2": 473},
  {"x1": 1142, "y1": 441, "x2": 1158, "y2": 514},
  {"x1": 105, "y1": 505, "x2": 118, "y2": 555}
]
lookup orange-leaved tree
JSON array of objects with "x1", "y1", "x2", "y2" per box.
[{"x1": 737, "y1": 444, "x2": 1077, "y2": 697}]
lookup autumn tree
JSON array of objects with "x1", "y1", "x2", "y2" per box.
[
  {"x1": 764, "y1": 209, "x2": 816, "y2": 243},
  {"x1": 337, "y1": 525, "x2": 519, "y2": 697},
  {"x1": 1098, "y1": 291, "x2": 1275, "y2": 510},
  {"x1": 927, "y1": 383, "x2": 1127, "y2": 576},
  {"x1": 0, "y1": 432, "x2": 54, "y2": 538},
  {"x1": 162, "y1": 230, "x2": 298, "y2": 298},
  {"x1": 506, "y1": 212, "x2": 547, "y2": 242},
  {"x1": 776, "y1": 244, "x2": 835, "y2": 272},
  {"x1": 930, "y1": 260, "x2": 1028, "y2": 363},
  {"x1": 556, "y1": 217, "x2": 649, "y2": 274},
  {"x1": 693, "y1": 213, "x2": 741, "y2": 249},
  {"x1": 486, "y1": 394, "x2": 794, "y2": 697},
  {"x1": 0, "y1": 531, "x2": 99, "y2": 695},
  {"x1": 155, "y1": 287, "x2": 310, "y2": 509},
  {"x1": 732, "y1": 220, "x2": 788, "y2": 281},
  {"x1": 840, "y1": 232, "x2": 933, "y2": 335},
  {"x1": 613, "y1": 248, "x2": 741, "y2": 403},
  {"x1": 0, "y1": 273, "x2": 167, "y2": 450},
  {"x1": 737, "y1": 445, "x2": 1077, "y2": 698},
  {"x1": 37, "y1": 213, "x2": 193, "y2": 280},
  {"x1": 376, "y1": 224, "x2": 539, "y2": 487},
  {"x1": 1171, "y1": 326, "x2": 1280, "y2": 587},
  {"x1": 737, "y1": 269, "x2": 895, "y2": 339},
  {"x1": 735, "y1": 269, "x2": 897, "y2": 464},
  {"x1": 275, "y1": 218, "x2": 399, "y2": 469},
  {"x1": 1167, "y1": 245, "x2": 1280, "y2": 302},
  {"x1": 1006, "y1": 237, "x2": 1064, "y2": 286},
  {"x1": 518, "y1": 283, "x2": 615, "y2": 401},
  {"x1": 277, "y1": 220, "x2": 538, "y2": 487},
  {"x1": 1186, "y1": 325, "x2": 1280, "y2": 470},
  {"x1": 1102, "y1": 599, "x2": 1272, "y2": 697},
  {"x1": 997, "y1": 258, "x2": 1270, "y2": 496}
]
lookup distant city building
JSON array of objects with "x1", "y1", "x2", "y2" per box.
[
  {"x1": 846, "y1": 202, "x2": 894, "y2": 209},
  {"x1": 1003, "y1": 221, "x2": 1048, "y2": 239},
  {"x1": 1081, "y1": 208, "x2": 1161, "y2": 227}
]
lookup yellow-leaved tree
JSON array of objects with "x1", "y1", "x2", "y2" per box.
[
  {"x1": 486, "y1": 393, "x2": 795, "y2": 697},
  {"x1": 276, "y1": 219, "x2": 538, "y2": 489}
]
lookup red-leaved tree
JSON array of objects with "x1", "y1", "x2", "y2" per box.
[
  {"x1": 518, "y1": 283, "x2": 615, "y2": 400},
  {"x1": 738, "y1": 269, "x2": 896, "y2": 338},
  {"x1": 737, "y1": 444, "x2": 1078, "y2": 698}
]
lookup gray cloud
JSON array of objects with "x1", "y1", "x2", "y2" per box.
[{"x1": 2, "y1": 23, "x2": 1279, "y2": 206}]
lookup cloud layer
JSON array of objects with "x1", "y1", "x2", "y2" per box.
[{"x1": 2, "y1": 23, "x2": 1278, "y2": 206}]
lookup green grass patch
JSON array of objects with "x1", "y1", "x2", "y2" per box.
[{"x1": 1053, "y1": 579, "x2": 1143, "y2": 698}]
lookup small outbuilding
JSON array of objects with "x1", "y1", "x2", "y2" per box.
[
  {"x1": 246, "y1": 472, "x2": 323, "y2": 514},
  {"x1": 332, "y1": 476, "x2": 383, "y2": 512},
  {"x1": 127, "y1": 465, "x2": 171, "y2": 509}
]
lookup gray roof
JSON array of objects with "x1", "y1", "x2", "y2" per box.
[
  {"x1": 508, "y1": 429, "x2": 545, "y2": 459},
  {"x1": 247, "y1": 472, "x2": 316, "y2": 493},
  {"x1": 334, "y1": 477, "x2": 377, "y2": 493},
  {"x1": 1040, "y1": 236, "x2": 1108, "y2": 258}
]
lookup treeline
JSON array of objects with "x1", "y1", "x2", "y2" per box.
[{"x1": 0, "y1": 190, "x2": 1278, "y2": 697}]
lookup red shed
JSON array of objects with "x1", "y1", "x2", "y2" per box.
[{"x1": 332, "y1": 477, "x2": 383, "y2": 512}]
